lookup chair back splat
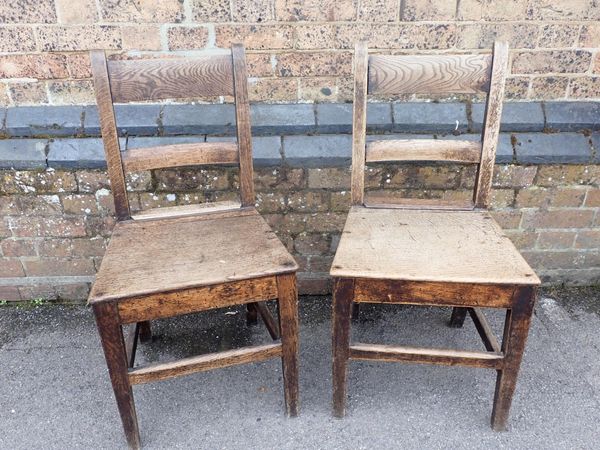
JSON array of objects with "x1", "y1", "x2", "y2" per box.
[
  {"x1": 90, "y1": 45, "x2": 254, "y2": 221},
  {"x1": 351, "y1": 41, "x2": 509, "y2": 211}
]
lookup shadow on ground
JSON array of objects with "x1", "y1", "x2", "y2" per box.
[{"x1": 1, "y1": 286, "x2": 599, "y2": 449}]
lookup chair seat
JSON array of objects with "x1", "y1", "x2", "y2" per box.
[
  {"x1": 330, "y1": 206, "x2": 540, "y2": 286},
  {"x1": 89, "y1": 208, "x2": 298, "y2": 303}
]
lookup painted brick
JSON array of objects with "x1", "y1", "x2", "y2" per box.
[
  {"x1": 284, "y1": 135, "x2": 352, "y2": 167},
  {"x1": 514, "y1": 133, "x2": 592, "y2": 164},
  {"x1": 393, "y1": 103, "x2": 468, "y2": 133},
  {"x1": 545, "y1": 102, "x2": 600, "y2": 131},
  {"x1": 0, "y1": 139, "x2": 47, "y2": 170},
  {"x1": 471, "y1": 102, "x2": 545, "y2": 132}
]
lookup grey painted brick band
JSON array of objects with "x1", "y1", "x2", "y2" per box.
[
  {"x1": 0, "y1": 139, "x2": 47, "y2": 169},
  {"x1": 3, "y1": 131, "x2": 597, "y2": 170},
  {"x1": 2, "y1": 101, "x2": 599, "y2": 138},
  {"x1": 471, "y1": 102, "x2": 545, "y2": 133}
]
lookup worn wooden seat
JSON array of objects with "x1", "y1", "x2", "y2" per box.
[
  {"x1": 89, "y1": 45, "x2": 299, "y2": 449},
  {"x1": 331, "y1": 42, "x2": 540, "y2": 431}
]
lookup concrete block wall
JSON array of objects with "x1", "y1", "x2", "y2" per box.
[{"x1": 0, "y1": 0, "x2": 599, "y2": 106}]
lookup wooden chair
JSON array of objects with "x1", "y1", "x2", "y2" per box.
[
  {"x1": 331, "y1": 41, "x2": 540, "y2": 430},
  {"x1": 88, "y1": 45, "x2": 299, "y2": 449}
]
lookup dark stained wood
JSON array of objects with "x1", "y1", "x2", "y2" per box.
[
  {"x1": 368, "y1": 54, "x2": 492, "y2": 95},
  {"x1": 129, "y1": 343, "x2": 282, "y2": 385},
  {"x1": 125, "y1": 323, "x2": 140, "y2": 368},
  {"x1": 121, "y1": 142, "x2": 239, "y2": 172},
  {"x1": 449, "y1": 307, "x2": 468, "y2": 328},
  {"x1": 277, "y1": 273, "x2": 299, "y2": 417},
  {"x1": 93, "y1": 302, "x2": 140, "y2": 449},
  {"x1": 364, "y1": 196, "x2": 475, "y2": 211},
  {"x1": 90, "y1": 50, "x2": 130, "y2": 220},
  {"x1": 232, "y1": 43, "x2": 255, "y2": 207},
  {"x1": 138, "y1": 321, "x2": 152, "y2": 343},
  {"x1": 366, "y1": 139, "x2": 481, "y2": 163},
  {"x1": 474, "y1": 41, "x2": 509, "y2": 208},
  {"x1": 354, "y1": 278, "x2": 516, "y2": 308},
  {"x1": 491, "y1": 286, "x2": 536, "y2": 431},
  {"x1": 255, "y1": 301, "x2": 281, "y2": 340},
  {"x1": 246, "y1": 303, "x2": 259, "y2": 325},
  {"x1": 107, "y1": 56, "x2": 234, "y2": 102},
  {"x1": 117, "y1": 277, "x2": 278, "y2": 324},
  {"x1": 332, "y1": 278, "x2": 355, "y2": 418},
  {"x1": 351, "y1": 42, "x2": 368, "y2": 206},
  {"x1": 349, "y1": 343, "x2": 504, "y2": 369},
  {"x1": 469, "y1": 307, "x2": 501, "y2": 353}
]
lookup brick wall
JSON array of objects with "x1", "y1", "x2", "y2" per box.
[
  {"x1": 1, "y1": 161, "x2": 599, "y2": 302},
  {"x1": 0, "y1": 0, "x2": 599, "y2": 105}
]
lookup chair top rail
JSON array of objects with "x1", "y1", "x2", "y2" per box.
[
  {"x1": 107, "y1": 56, "x2": 235, "y2": 102},
  {"x1": 368, "y1": 54, "x2": 492, "y2": 95}
]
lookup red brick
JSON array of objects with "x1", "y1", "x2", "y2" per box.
[
  {"x1": 98, "y1": 0, "x2": 183, "y2": 22},
  {"x1": 55, "y1": 283, "x2": 90, "y2": 301},
  {"x1": 305, "y1": 213, "x2": 346, "y2": 233},
  {"x1": 167, "y1": 27, "x2": 209, "y2": 51},
  {"x1": 512, "y1": 50, "x2": 593, "y2": 74},
  {"x1": 522, "y1": 210, "x2": 595, "y2": 229},
  {"x1": 294, "y1": 233, "x2": 330, "y2": 255},
  {"x1": 575, "y1": 230, "x2": 600, "y2": 249},
  {"x1": 490, "y1": 210, "x2": 522, "y2": 229},
  {"x1": 1, "y1": 239, "x2": 36, "y2": 257},
  {"x1": 298, "y1": 275, "x2": 331, "y2": 295},
  {"x1": 9, "y1": 217, "x2": 87, "y2": 238},
  {"x1": 309, "y1": 255, "x2": 335, "y2": 272},
  {"x1": 255, "y1": 192, "x2": 287, "y2": 213},
  {"x1": 585, "y1": 189, "x2": 600, "y2": 206},
  {"x1": 288, "y1": 192, "x2": 330, "y2": 213},
  {"x1": 275, "y1": 0, "x2": 357, "y2": 21},
  {"x1": 1, "y1": 171, "x2": 77, "y2": 195},
  {"x1": 254, "y1": 168, "x2": 305, "y2": 191},
  {"x1": 0, "y1": 54, "x2": 68, "y2": 80},
  {"x1": 504, "y1": 230, "x2": 537, "y2": 250},
  {"x1": 537, "y1": 231, "x2": 576, "y2": 249},
  {"x1": 249, "y1": 78, "x2": 298, "y2": 102},
  {"x1": 549, "y1": 188, "x2": 586, "y2": 207},
  {"x1": 23, "y1": 258, "x2": 96, "y2": 277},
  {"x1": 493, "y1": 165, "x2": 537, "y2": 188},
  {"x1": 0, "y1": 286, "x2": 21, "y2": 301},
  {"x1": 0, "y1": 26, "x2": 36, "y2": 52},
  {"x1": 308, "y1": 168, "x2": 350, "y2": 189},
  {"x1": 71, "y1": 238, "x2": 106, "y2": 257},
  {"x1": 61, "y1": 194, "x2": 99, "y2": 215},
  {"x1": 38, "y1": 239, "x2": 72, "y2": 257},
  {"x1": 0, "y1": 0, "x2": 56, "y2": 23},
  {"x1": 216, "y1": 25, "x2": 294, "y2": 50},
  {"x1": 0, "y1": 258, "x2": 25, "y2": 277}
]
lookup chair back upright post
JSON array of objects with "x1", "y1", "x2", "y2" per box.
[
  {"x1": 350, "y1": 41, "x2": 509, "y2": 211},
  {"x1": 90, "y1": 44, "x2": 254, "y2": 221}
]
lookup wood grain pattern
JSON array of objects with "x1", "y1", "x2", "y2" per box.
[
  {"x1": 89, "y1": 210, "x2": 297, "y2": 304},
  {"x1": 331, "y1": 207, "x2": 540, "y2": 286},
  {"x1": 93, "y1": 302, "x2": 140, "y2": 449},
  {"x1": 332, "y1": 277, "x2": 355, "y2": 418},
  {"x1": 117, "y1": 277, "x2": 278, "y2": 324},
  {"x1": 232, "y1": 43, "x2": 255, "y2": 207},
  {"x1": 349, "y1": 343, "x2": 503, "y2": 369},
  {"x1": 469, "y1": 307, "x2": 501, "y2": 353},
  {"x1": 107, "y1": 56, "x2": 234, "y2": 102},
  {"x1": 491, "y1": 286, "x2": 536, "y2": 431},
  {"x1": 354, "y1": 278, "x2": 516, "y2": 308},
  {"x1": 121, "y1": 142, "x2": 239, "y2": 172},
  {"x1": 364, "y1": 196, "x2": 475, "y2": 211},
  {"x1": 474, "y1": 41, "x2": 509, "y2": 208},
  {"x1": 366, "y1": 139, "x2": 481, "y2": 163},
  {"x1": 125, "y1": 323, "x2": 140, "y2": 368},
  {"x1": 131, "y1": 201, "x2": 241, "y2": 222},
  {"x1": 128, "y1": 343, "x2": 282, "y2": 385},
  {"x1": 90, "y1": 50, "x2": 131, "y2": 220},
  {"x1": 351, "y1": 42, "x2": 369, "y2": 206},
  {"x1": 368, "y1": 54, "x2": 492, "y2": 95},
  {"x1": 277, "y1": 273, "x2": 299, "y2": 417}
]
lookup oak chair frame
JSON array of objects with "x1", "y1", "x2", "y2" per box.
[
  {"x1": 331, "y1": 41, "x2": 539, "y2": 430},
  {"x1": 89, "y1": 45, "x2": 298, "y2": 449}
]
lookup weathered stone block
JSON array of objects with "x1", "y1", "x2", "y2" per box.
[
  {"x1": 545, "y1": 102, "x2": 600, "y2": 131},
  {"x1": 393, "y1": 103, "x2": 468, "y2": 133},
  {"x1": 471, "y1": 102, "x2": 545, "y2": 132},
  {"x1": 514, "y1": 133, "x2": 592, "y2": 163},
  {"x1": 162, "y1": 104, "x2": 236, "y2": 135},
  {"x1": 6, "y1": 106, "x2": 83, "y2": 137},
  {"x1": 0, "y1": 139, "x2": 47, "y2": 169},
  {"x1": 316, "y1": 103, "x2": 392, "y2": 132},
  {"x1": 284, "y1": 135, "x2": 351, "y2": 167}
]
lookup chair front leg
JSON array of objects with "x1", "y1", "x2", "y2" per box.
[
  {"x1": 491, "y1": 286, "x2": 536, "y2": 431},
  {"x1": 93, "y1": 302, "x2": 141, "y2": 449},
  {"x1": 332, "y1": 277, "x2": 355, "y2": 418},
  {"x1": 277, "y1": 273, "x2": 299, "y2": 417}
]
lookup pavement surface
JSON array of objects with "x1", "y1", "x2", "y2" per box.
[{"x1": 1, "y1": 286, "x2": 599, "y2": 449}]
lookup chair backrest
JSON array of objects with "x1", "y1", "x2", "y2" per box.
[
  {"x1": 90, "y1": 44, "x2": 254, "y2": 220},
  {"x1": 351, "y1": 41, "x2": 509, "y2": 210}
]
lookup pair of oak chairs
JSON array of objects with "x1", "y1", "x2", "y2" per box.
[{"x1": 89, "y1": 42, "x2": 539, "y2": 448}]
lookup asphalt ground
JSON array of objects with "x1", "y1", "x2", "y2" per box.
[{"x1": 1, "y1": 286, "x2": 599, "y2": 449}]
